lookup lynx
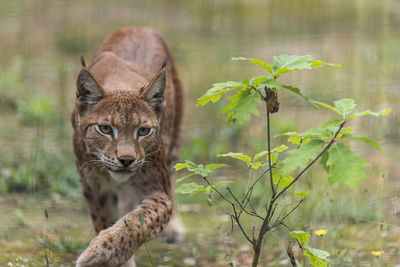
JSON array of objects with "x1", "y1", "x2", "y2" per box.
[{"x1": 71, "y1": 27, "x2": 184, "y2": 267}]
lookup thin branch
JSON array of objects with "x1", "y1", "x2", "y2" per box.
[
  {"x1": 246, "y1": 196, "x2": 259, "y2": 216},
  {"x1": 296, "y1": 138, "x2": 304, "y2": 149},
  {"x1": 287, "y1": 242, "x2": 298, "y2": 267},
  {"x1": 266, "y1": 109, "x2": 276, "y2": 196},
  {"x1": 273, "y1": 200, "x2": 302, "y2": 224},
  {"x1": 212, "y1": 197, "x2": 234, "y2": 216},
  {"x1": 203, "y1": 177, "x2": 254, "y2": 245},
  {"x1": 227, "y1": 187, "x2": 263, "y2": 220},
  {"x1": 244, "y1": 166, "x2": 253, "y2": 199},
  {"x1": 252, "y1": 226, "x2": 256, "y2": 243},
  {"x1": 231, "y1": 202, "x2": 254, "y2": 245},
  {"x1": 203, "y1": 177, "x2": 235, "y2": 206},
  {"x1": 251, "y1": 85, "x2": 266, "y2": 100},
  {"x1": 242, "y1": 164, "x2": 275, "y2": 206},
  {"x1": 279, "y1": 222, "x2": 293, "y2": 232},
  {"x1": 274, "y1": 174, "x2": 283, "y2": 193},
  {"x1": 273, "y1": 200, "x2": 304, "y2": 228},
  {"x1": 279, "y1": 222, "x2": 303, "y2": 249},
  {"x1": 203, "y1": 177, "x2": 234, "y2": 216}
]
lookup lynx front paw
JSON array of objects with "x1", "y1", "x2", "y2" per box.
[
  {"x1": 76, "y1": 234, "x2": 113, "y2": 267},
  {"x1": 76, "y1": 226, "x2": 130, "y2": 267}
]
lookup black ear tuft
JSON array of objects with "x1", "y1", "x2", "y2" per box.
[
  {"x1": 161, "y1": 57, "x2": 167, "y2": 69},
  {"x1": 80, "y1": 55, "x2": 87, "y2": 68},
  {"x1": 140, "y1": 65, "x2": 166, "y2": 115},
  {"x1": 76, "y1": 68, "x2": 104, "y2": 110}
]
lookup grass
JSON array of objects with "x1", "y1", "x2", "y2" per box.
[{"x1": 1, "y1": 176, "x2": 399, "y2": 266}]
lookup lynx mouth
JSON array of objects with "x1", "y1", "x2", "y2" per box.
[
  {"x1": 106, "y1": 167, "x2": 134, "y2": 183},
  {"x1": 110, "y1": 168, "x2": 132, "y2": 174}
]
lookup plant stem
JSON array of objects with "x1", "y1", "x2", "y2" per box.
[
  {"x1": 251, "y1": 120, "x2": 346, "y2": 266},
  {"x1": 252, "y1": 241, "x2": 263, "y2": 267},
  {"x1": 267, "y1": 109, "x2": 276, "y2": 197}
]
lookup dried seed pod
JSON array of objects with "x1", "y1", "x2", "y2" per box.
[{"x1": 265, "y1": 88, "x2": 280, "y2": 113}]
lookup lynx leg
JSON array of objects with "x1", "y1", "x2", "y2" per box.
[
  {"x1": 160, "y1": 171, "x2": 185, "y2": 243},
  {"x1": 76, "y1": 192, "x2": 172, "y2": 267},
  {"x1": 78, "y1": 168, "x2": 119, "y2": 233}
]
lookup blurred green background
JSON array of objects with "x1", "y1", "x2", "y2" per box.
[{"x1": 0, "y1": 0, "x2": 399, "y2": 266}]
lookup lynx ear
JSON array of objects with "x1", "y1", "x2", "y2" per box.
[
  {"x1": 140, "y1": 61, "x2": 166, "y2": 114},
  {"x1": 76, "y1": 68, "x2": 104, "y2": 109}
]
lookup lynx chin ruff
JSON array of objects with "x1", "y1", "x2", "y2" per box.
[{"x1": 71, "y1": 27, "x2": 184, "y2": 267}]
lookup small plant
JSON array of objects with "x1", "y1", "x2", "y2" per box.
[{"x1": 175, "y1": 55, "x2": 390, "y2": 266}]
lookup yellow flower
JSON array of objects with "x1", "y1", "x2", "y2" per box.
[
  {"x1": 371, "y1": 251, "x2": 384, "y2": 257},
  {"x1": 315, "y1": 229, "x2": 327, "y2": 236}
]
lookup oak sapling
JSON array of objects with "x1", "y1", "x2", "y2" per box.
[{"x1": 176, "y1": 55, "x2": 390, "y2": 266}]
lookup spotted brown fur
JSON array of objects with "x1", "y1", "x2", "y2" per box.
[{"x1": 72, "y1": 27, "x2": 184, "y2": 267}]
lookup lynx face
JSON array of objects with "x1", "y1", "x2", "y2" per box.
[{"x1": 76, "y1": 64, "x2": 166, "y2": 183}]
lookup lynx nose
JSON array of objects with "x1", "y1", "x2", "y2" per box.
[{"x1": 118, "y1": 155, "x2": 135, "y2": 168}]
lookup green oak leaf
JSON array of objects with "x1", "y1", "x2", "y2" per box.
[
  {"x1": 175, "y1": 183, "x2": 205, "y2": 195},
  {"x1": 326, "y1": 143, "x2": 369, "y2": 187},
  {"x1": 288, "y1": 134, "x2": 303, "y2": 145},
  {"x1": 310, "y1": 60, "x2": 341, "y2": 68},
  {"x1": 218, "y1": 152, "x2": 251, "y2": 164},
  {"x1": 174, "y1": 161, "x2": 212, "y2": 177},
  {"x1": 304, "y1": 245, "x2": 332, "y2": 267},
  {"x1": 253, "y1": 151, "x2": 268, "y2": 161},
  {"x1": 250, "y1": 161, "x2": 264, "y2": 169},
  {"x1": 289, "y1": 231, "x2": 310, "y2": 245},
  {"x1": 253, "y1": 145, "x2": 288, "y2": 161},
  {"x1": 296, "y1": 191, "x2": 309, "y2": 198},
  {"x1": 196, "y1": 80, "x2": 245, "y2": 107},
  {"x1": 176, "y1": 173, "x2": 196, "y2": 183},
  {"x1": 341, "y1": 134, "x2": 389, "y2": 157},
  {"x1": 206, "y1": 163, "x2": 229, "y2": 170},
  {"x1": 273, "y1": 145, "x2": 289, "y2": 152},
  {"x1": 334, "y1": 98, "x2": 356, "y2": 119},
  {"x1": 205, "y1": 181, "x2": 233, "y2": 194},
  {"x1": 221, "y1": 88, "x2": 262, "y2": 124},
  {"x1": 301, "y1": 128, "x2": 330, "y2": 138},
  {"x1": 311, "y1": 100, "x2": 341, "y2": 116},
  {"x1": 282, "y1": 139, "x2": 326, "y2": 175},
  {"x1": 232, "y1": 57, "x2": 273, "y2": 73},
  {"x1": 320, "y1": 150, "x2": 330, "y2": 172},
  {"x1": 273, "y1": 55, "x2": 340, "y2": 77},
  {"x1": 273, "y1": 55, "x2": 314, "y2": 76},
  {"x1": 348, "y1": 108, "x2": 391, "y2": 120},
  {"x1": 321, "y1": 119, "x2": 344, "y2": 128},
  {"x1": 272, "y1": 168, "x2": 294, "y2": 188}
]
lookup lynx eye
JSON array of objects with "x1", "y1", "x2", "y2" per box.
[
  {"x1": 97, "y1": 125, "x2": 113, "y2": 135},
  {"x1": 137, "y1": 127, "x2": 152, "y2": 137}
]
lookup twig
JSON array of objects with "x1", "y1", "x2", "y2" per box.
[
  {"x1": 202, "y1": 177, "x2": 235, "y2": 206},
  {"x1": 244, "y1": 166, "x2": 252, "y2": 199},
  {"x1": 287, "y1": 242, "x2": 298, "y2": 267},
  {"x1": 227, "y1": 187, "x2": 263, "y2": 220},
  {"x1": 203, "y1": 177, "x2": 254, "y2": 245},
  {"x1": 266, "y1": 109, "x2": 276, "y2": 197},
  {"x1": 273, "y1": 200, "x2": 304, "y2": 228},
  {"x1": 242, "y1": 165, "x2": 275, "y2": 206},
  {"x1": 273, "y1": 200, "x2": 302, "y2": 224}
]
